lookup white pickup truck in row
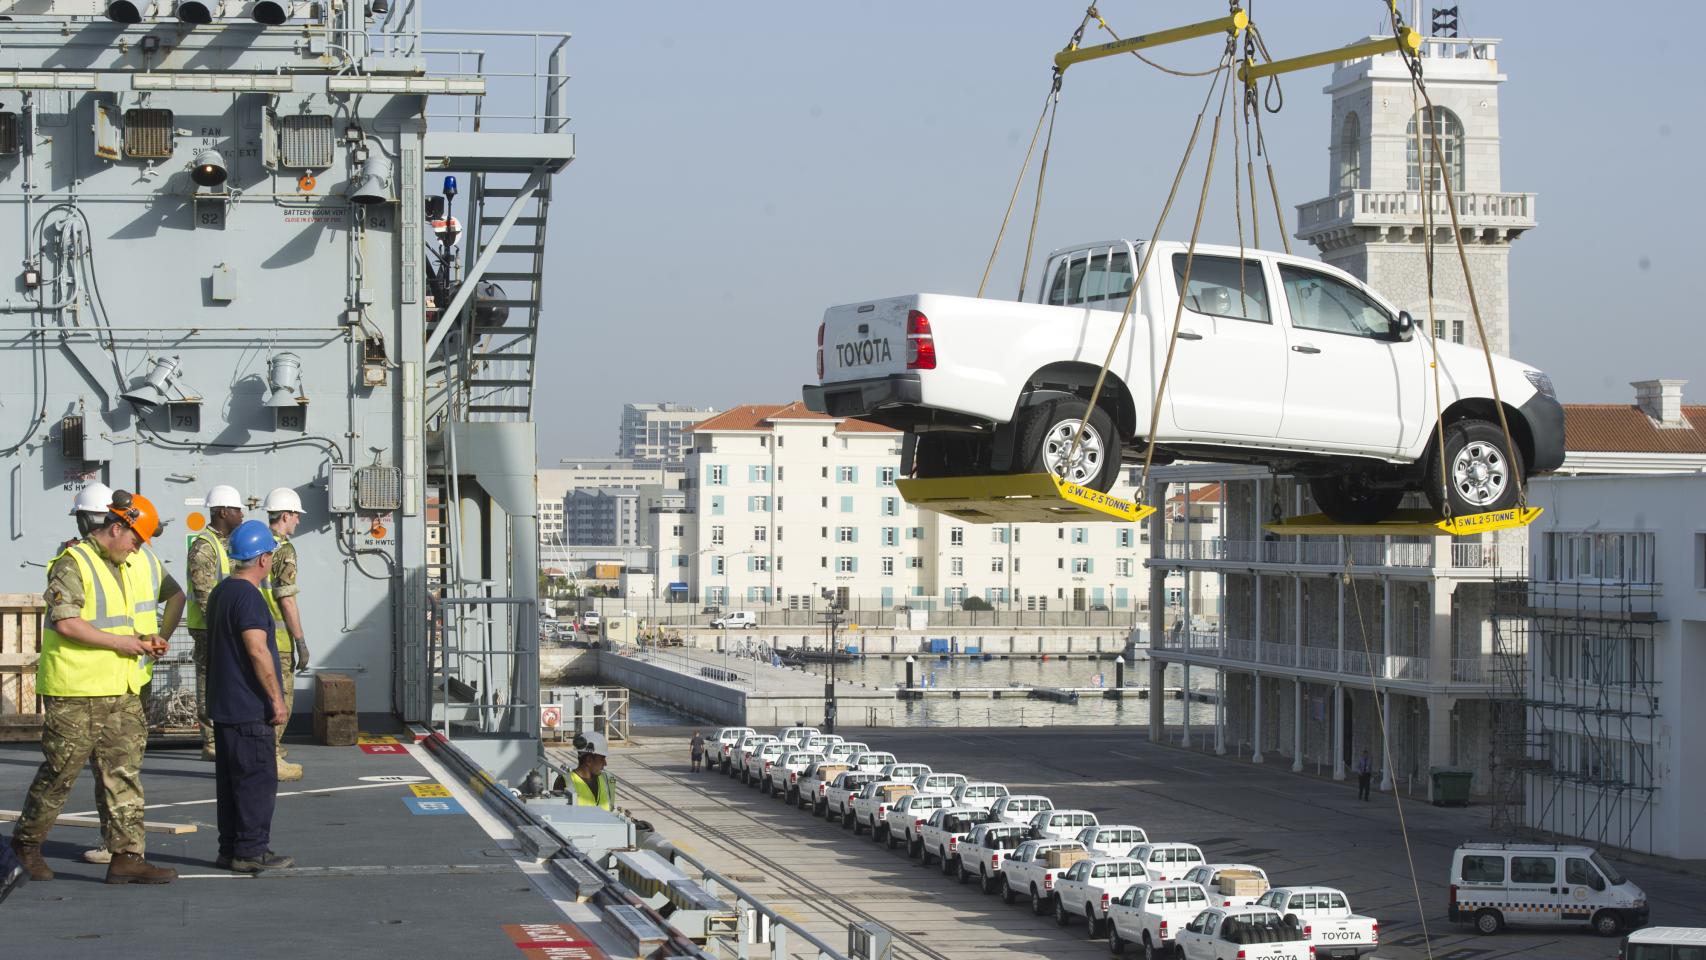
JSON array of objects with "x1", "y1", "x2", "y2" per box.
[
  {"x1": 805, "y1": 240, "x2": 1566, "y2": 524},
  {"x1": 1173, "y1": 906, "x2": 1313, "y2": 960},
  {"x1": 1126, "y1": 842, "x2": 1207, "y2": 882},
  {"x1": 826, "y1": 772, "x2": 882, "y2": 825},
  {"x1": 733, "y1": 734, "x2": 777, "y2": 784},
  {"x1": 959, "y1": 822, "x2": 1031, "y2": 890},
  {"x1": 850, "y1": 781, "x2": 913, "y2": 837},
  {"x1": 1108, "y1": 880, "x2": 1212, "y2": 957},
  {"x1": 1255, "y1": 886, "x2": 1379, "y2": 959},
  {"x1": 887, "y1": 793, "x2": 954, "y2": 855},
  {"x1": 919, "y1": 806, "x2": 993, "y2": 874},
  {"x1": 1051, "y1": 856, "x2": 1150, "y2": 936},
  {"x1": 1185, "y1": 863, "x2": 1271, "y2": 908},
  {"x1": 1001, "y1": 839, "x2": 1088, "y2": 914}
]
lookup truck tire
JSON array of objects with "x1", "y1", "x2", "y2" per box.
[
  {"x1": 1141, "y1": 933, "x2": 1159, "y2": 960},
  {"x1": 885, "y1": 827, "x2": 898, "y2": 849},
  {"x1": 873, "y1": 820, "x2": 888, "y2": 843},
  {"x1": 920, "y1": 845, "x2": 934, "y2": 866},
  {"x1": 1001, "y1": 881, "x2": 1018, "y2": 905},
  {"x1": 842, "y1": 810, "x2": 855, "y2": 830},
  {"x1": 980, "y1": 869, "x2": 998, "y2": 895},
  {"x1": 939, "y1": 850, "x2": 954, "y2": 875},
  {"x1": 1309, "y1": 474, "x2": 1404, "y2": 525},
  {"x1": 853, "y1": 815, "x2": 866, "y2": 835},
  {"x1": 1425, "y1": 418, "x2": 1522, "y2": 518},
  {"x1": 1085, "y1": 906, "x2": 1104, "y2": 938},
  {"x1": 1031, "y1": 886, "x2": 1049, "y2": 916},
  {"x1": 1592, "y1": 910, "x2": 1623, "y2": 937},
  {"x1": 909, "y1": 835, "x2": 923, "y2": 859},
  {"x1": 1017, "y1": 398, "x2": 1122, "y2": 493},
  {"x1": 1109, "y1": 926, "x2": 1126, "y2": 955},
  {"x1": 1474, "y1": 909, "x2": 1504, "y2": 935},
  {"x1": 957, "y1": 860, "x2": 972, "y2": 884},
  {"x1": 1054, "y1": 897, "x2": 1072, "y2": 927}
]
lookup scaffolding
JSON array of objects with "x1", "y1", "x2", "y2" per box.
[{"x1": 1487, "y1": 579, "x2": 1660, "y2": 853}]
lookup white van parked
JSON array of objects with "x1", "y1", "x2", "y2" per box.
[
  {"x1": 1621, "y1": 927, "x2": 1706, "y2": 959},
  {"x1": 1450, "y1": 842, "x2": 1648, "y2": 936},
  {"x1": 711, "y1": 610, "x2": 757, "y2": 628}
]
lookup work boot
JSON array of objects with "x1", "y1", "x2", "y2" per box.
[
  {"x1": 277, "y1": 758, "x2": 303, "y2": 782},
  {"x1": 82, "y1": 845, "x2": 112, "y2": 864},
  {"x1": 10, "y1": 840, "x2": 52, "y2": 881},
  {"x1": 200, "y1": 744, "x2": 216, "y2": 762},
  {"x1": 104, "y1": 852, "x2": 176, "y2": 884},
  {"x1": 227, "y1": 851, "x2": 293, "y2": 874}
]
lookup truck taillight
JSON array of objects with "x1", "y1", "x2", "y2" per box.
[
  {"x1": 1043, "y1": 874, "x2": 1054, "y2": 891},
  {"x1": 915, "y1": 818, "x2": 924, "y2": 830},
  {"x1": 1158, "y1": 919, "x2": 1168, "y2": 938},
  {"x1": 816, "y1": 322, "x2": 825, "y2": 379},
  {"x1": 1099, "y1": 892, "x2": 1110, "y2": 913},
  {"x1": 948, "y1": 837, "x2": 958, "y2": 852},
  {"x1": 818, "y1": 784, "x2": 827, "y2": 797},
  {"x1": 992, "y1": 854, "x2": 1000, "y2": 865},
  {"x1": 1304, "y1": 924, "x2": 1313, "y2": 939},
  {"x1": 1372, "y1": 922, "x2": 1379, "y2": 942},
  {"x1": 877, "y1": 805, "x2": 886, "y2": 817},
  {"x1": 905, "y1": 310, "x2": 935, "y2": 370},
  {"x1": 1235, "y1": 952, "x2": 1244, "y2": 960}
]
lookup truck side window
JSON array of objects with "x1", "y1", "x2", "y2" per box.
[
  {"x1": 1279, "y1": 264, "x2": 1396, "y2": 341},
  {"x1": 1460, "y1": 855, "x2": 1505, "y2": 883},
  {"x1": 1565, "y1": 858, "x2": 1605, "y2": 891},
  {"x1": 1174, "y1": 253, "x2": 1269, "y2": 323},
  {"x1": 1511, "y1": 856, "x2": 1556, "y2": 884},
  {"x1": 1080, "y1": 250, "x2": 1134, "y2": 304}
]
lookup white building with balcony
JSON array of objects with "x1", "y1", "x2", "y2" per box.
[
  {"x1": 1145, "y1": 465, "x2": 1525, "y2": 802},
  {"x1": 1294, "y1": 32, "x2": 1534, "y2": 357}
]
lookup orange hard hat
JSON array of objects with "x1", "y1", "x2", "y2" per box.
[{"x1": 108, "y1": 490, "x2": 162, "y2": 544}]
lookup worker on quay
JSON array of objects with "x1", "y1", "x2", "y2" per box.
[
  {"x1": 560, "y1": 732, "x2": 615, "y2": 810},
  {"x1": 9, "y1": 490, "x2": 183, "y2": 884},
  {"x1": 187, "y1": 484, "x2": 245, "y2": 760},
  {"x1": 205, "y1": 520, "x2": 293, "y2": 873},
  {"x1": 259, "y1": 488, "x2": 310, "y2": 782}
]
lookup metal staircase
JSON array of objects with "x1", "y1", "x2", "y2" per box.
[{"x1": 460, "y1": 170, "x2": 553, "y2": 421}]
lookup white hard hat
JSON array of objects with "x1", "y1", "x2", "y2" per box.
[
  {"x1": 573, "y1": 731, "x2": 609, "y2": 756},
  {"x1": 204, "y1": 484, "x2": 244, "y2": 510},
  {"x1": 70, "y1": 483, "x2": 114, "y2": 516},
  {"x1": 263, "y1": 487, "x2": 304, "y2": 514}
]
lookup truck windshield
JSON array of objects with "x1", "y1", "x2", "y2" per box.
[{"x1": 1590, "y1": 852, "x2": 1626, "y2": 885}]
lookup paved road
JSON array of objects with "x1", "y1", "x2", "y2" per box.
[{"x1": 606, "y1": 725, "x2": 1706, "y2": 960}]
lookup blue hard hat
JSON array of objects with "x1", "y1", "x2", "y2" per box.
[{"x1": 228, "y1": 519, "x2": 278, "y2": 562}]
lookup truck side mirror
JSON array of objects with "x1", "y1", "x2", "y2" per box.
[{"x1": 1394, "y1": 311, "x2": 1415, "y2": 342}]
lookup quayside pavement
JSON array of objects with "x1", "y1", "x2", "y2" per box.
[{"x1": 589, "y1": 726, "x2": 1706, "y2": 960}]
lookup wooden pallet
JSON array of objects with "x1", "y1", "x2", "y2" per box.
[{"x1": 0, "y1": 594, "x2": 43, "y2": 741}]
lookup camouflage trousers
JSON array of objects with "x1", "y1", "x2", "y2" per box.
[
  {"x1": 189, "y1": 628, "x2": 212, "y2": 749},
  {"x1": 276, "y1": 645, "x2": 295, "y2": 756},
  {"x1": 15, "y1": 694, "x2": 149, "y2": 856}
]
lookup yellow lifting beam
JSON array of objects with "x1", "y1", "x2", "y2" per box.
[
  {"x1": 896, "y1": 474, "x2": 1156, "y2": 526},
  {"x1": 1237, "y1": 27, "x2": 1420, "y2": 85},
  {"x1": 1265, "y1": 505, "x2": 1543, "y2": 539},
  {"x1": 1053, "y1": 10, "x2": 1248, "y2": 73}
]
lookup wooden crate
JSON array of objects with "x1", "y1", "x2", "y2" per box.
[{"x1": 0, "y1": 593, "x2": 45, "y2": 742}]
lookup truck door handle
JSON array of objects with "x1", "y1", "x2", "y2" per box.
[
  {"x1": 1177, "y1": 331, "x2": 1203, "y2": 341},
  {"x1": 1291, "y1": 345, "x2": 1321, "y2": 354}
]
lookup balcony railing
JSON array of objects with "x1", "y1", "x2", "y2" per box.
[
  {"x1": 1297, "y1": 189, "x2": 1537, "y2": 234},
  {"x1": 1165, "y1": 538, "x2": 1525, "y2": 574},
  {"x1": 1159, "y1": 631, "x2": 1504, "y2": 688}
]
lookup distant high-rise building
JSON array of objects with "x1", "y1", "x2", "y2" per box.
[{"x1": 618, "y1": 403, "x2": 718, "y2": 463}]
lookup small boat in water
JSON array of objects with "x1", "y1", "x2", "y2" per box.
[{"x1": 779, "y1": 646, "x2": 859, "y2": 665}]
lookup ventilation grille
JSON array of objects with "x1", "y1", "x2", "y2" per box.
[
  {"x1": 61, "y1": 414, "x2": 84, "y2": 460},
  {"x1": 0, "y1": 113, "x2": 18, "y2": 156},
  {"x1": 354, "y1": 464, "x2": 402, "y2": 511},
  {"x1": 123, "y1": 108, "x2": 174, "y2": 158},
  {"x1": 279, "y1": 114, "x2": 333, "y2": 168}
]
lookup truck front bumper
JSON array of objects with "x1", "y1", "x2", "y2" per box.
[
  {"x1": 802, "y1": 375, "x2": 922, "y2": 419},
  {"x1": 1519, "y1": 391, "x2": 1566, "y2": 474}
]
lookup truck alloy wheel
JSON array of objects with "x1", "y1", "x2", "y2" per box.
[
  {"x1": 1032, "y1": 888, "x2": 1048, "y2": 915},
  {"x1": 1085, "y1": 908, "x2": 1102, "y2": 937},
  {"x1": 1018, "y1": 399, "x2": 1121, "y2": 493},
  {"x1": 1109, "y1": 928, "x2": 1124, "y2": 955},
  {"x1": 1426, "y1": 418, "x2": 1522, "y2": 517},
  {"x1": 1592, "y1": 910, "x2": 1622, "y2": 937},
  {"x1": 1055, "y1": 898, "x2": 1071, "y2": 927},
  {"x1": 1474, "y1": 909, "x2": 1503, "y2": 935},
  {"x1": 1002, "y1": 882, "x2": 1018, "y2": 905},
  {"x1": 980, "y1": 870, "x2": 997, "y2": 894},
  {"x1": 940, "y1": 851, "x2": 954, "y2": 875}
]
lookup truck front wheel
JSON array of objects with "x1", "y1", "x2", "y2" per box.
[
  {"x1": 1426, "y1": 419, "x2": 1523, "y2": 519},
  {"x1": 1018, "y1": 399, "x2": 1122, "y2": 493}
]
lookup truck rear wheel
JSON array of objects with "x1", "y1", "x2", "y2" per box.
[
  {"x1": 1001, "y1": 881, "x2": 1018, "y2": 905},
  {"x1": 1474, "y1": 908, "x2": 1504, "y2": 935},
  {"x1": 1109, "y1": 927, "x2": 1126, "y2": 955},
  {"x1": 1425, "y1": 418, "x2": 1523, "y2": 518},
  {"x1": 1018, "y1": 399, "x2": 1122, "y2": 493},
  {"x1": 1309, "y1": 474, "x2": 1404, "y2": 525},
  {"x1": 1592, "y1": 910, "x2": 1622, "y2": 937}
]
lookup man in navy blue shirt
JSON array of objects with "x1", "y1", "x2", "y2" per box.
[{"x1": 205, "y1": 520, "x2": 292, "y2": 873}]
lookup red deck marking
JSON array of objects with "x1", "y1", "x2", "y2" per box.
[{"x1": 360, "y1": 743, "x2": 406, "y2": 755}]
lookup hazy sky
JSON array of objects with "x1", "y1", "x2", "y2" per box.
[{"x1": 456, "y1": 2, "x2": 1703, "y2": 463}]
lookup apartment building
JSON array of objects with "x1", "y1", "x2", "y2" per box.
[
  {"x1": 617, "y1": 402, "x2": 719, "y2": 463},
  {"x1": 1145, "y1": 464, "x2": 1526, "y2": 802},
  {"x1": 675, "y1": 402, "x2": 1156, "y2": 613},
  {"x1": 537, "y1": 459, "x2": 684, "y2": 548}
]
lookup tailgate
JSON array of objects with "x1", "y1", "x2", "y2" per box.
[{"x1": 821, "y1": 296, "x2": 913, "y2": 382}]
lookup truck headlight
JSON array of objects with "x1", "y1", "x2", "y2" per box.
[{"x1": 1523, "y1": 369, "x2": 1556, "y2": 397}]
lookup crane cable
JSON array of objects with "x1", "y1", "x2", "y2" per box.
[{"x1": 1386, "y1": 1, "x2": 1527, "y2": 513}]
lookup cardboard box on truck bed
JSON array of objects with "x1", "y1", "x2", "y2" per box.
[
  {"x1": 1217, "y1": 869, "x2": 1267, "y2": 897},
  {"x1": 879, "y1": 782, "x2": 915, "y2": 800},
  {"x1": 1047, "y1": 848, "x2": 1089, "y2": 869}
]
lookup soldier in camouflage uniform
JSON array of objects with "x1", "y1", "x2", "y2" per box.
[
  {"x1": 186, "y1": 485, "x2": 246, "y2": 760},
  {"x1": 260, "y1": 487, "x2": 310, "y2": 781},
  {"x1": 9, "y1": 491, "x2": 183, "y2": 884}
]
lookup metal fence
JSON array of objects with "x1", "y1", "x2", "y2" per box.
[{"x1": 566, "y1": 596, "x2": 1150, "y2": 631}]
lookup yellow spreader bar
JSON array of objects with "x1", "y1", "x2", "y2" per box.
[
  {"x1": 896, "y1": 473, "x2": 1155, "y2": 525},
  {"x1": 1264, "y1": 506, "x2": 1542, "y2": 538}
]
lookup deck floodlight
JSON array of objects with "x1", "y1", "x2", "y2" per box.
[
  {"x1": 105, "y1": 0, "x2": 156, "y2": 22},
  {"x1": 175, "y1": 0, "x2": 222, "y2": 23},
  {"x1": 349, "y1": 153, "x2": 393, "y2": 205},
  {"x1": 368, "y1": 0, "x2": 389, "y2": 14},
  {"x1": 121, "y1": 356, "x2": 183, "y2": 407},
  {"x1": 191, "y1": 148, "x2": 228, "y2": 187},
  {"x1": 265, "y1": 352, "x2": 303, "y2": 408},
  {"x1": 249, "y1": 0, "x2": 295, "y2": 25}
]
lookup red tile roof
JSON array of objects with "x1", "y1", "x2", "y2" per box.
[
  {"x1": 1168, "y1": 482, "x2": 1223, "y2": 505},
  {"x1": 1563, "y1": 404, "x2": 1706, "y2": 454},
  {"x1": 688, "y1": 402, "x2": 897, "y2": 434}
]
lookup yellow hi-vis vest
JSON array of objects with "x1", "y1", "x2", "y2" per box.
[
  {"x1": 260, "y1": 534, "x2": 292, "y2": 652},
  {"x1": 184, "y1": 529, "x2": 230, "y2": 630},
  {"x1": 569, "y1": 771, "x2": 614, "y2": 811},
  {"x1": 38, "y1": 541, "x2": 160, "y2": 697}
]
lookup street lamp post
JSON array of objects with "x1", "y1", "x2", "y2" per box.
[{"x1": 819, "y1": 605, "x2": 844, "y2": 734}]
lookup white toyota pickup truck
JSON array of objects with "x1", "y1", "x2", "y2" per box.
[
  {"x1": 887, "y1": 792, "x2": 954, "y2": 855},
  {"x1": 850, "y1": 781, "x2": 914, "y2": 838},
  {"x1": 826, "y1": 771, "x2": 884, "y2": 825},
  {"x1": 1051, "y1": 856, "x2": 1150, "y2": 936},
  {"x1": 1255, "y1": 886, "x2": 1379, "y2": 958},
  {"x1": 1107, "y1": 880, "x2": 1211, "y2": 957},
  {"x1": 959, "y1": 822, "x2": 1032, "y2": 891},
  {"x1": 1001, "y1": 839, "x2": 1089, "y2": 914},
  {"x1": 804, "y1": 240, "x2": 1566, "y2": 524},
  {"x1": 1174, "y1": 906, "x2": 1312, "y2": 960},
  {"x1": 919, "y1": 806, "x2": 994, "y2": 874}
]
